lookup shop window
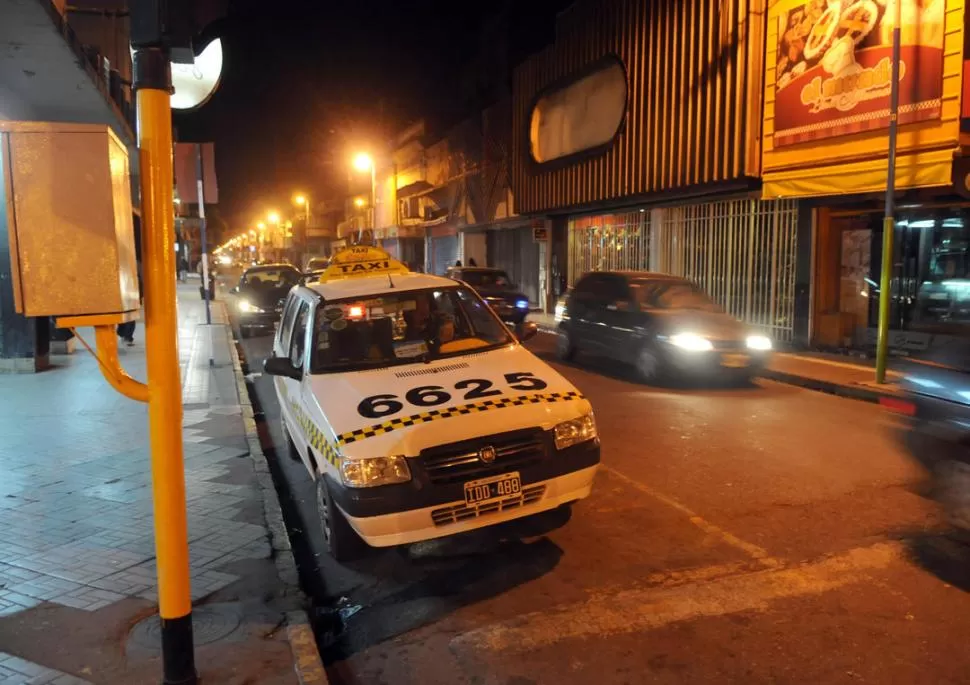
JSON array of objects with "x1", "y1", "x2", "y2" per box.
[
  {"x1": 529, "y1": 58, "x2": 627, "y2": 164},
  {"x1": 906, "y1": 211, "x2": 970, "y2": 328}
]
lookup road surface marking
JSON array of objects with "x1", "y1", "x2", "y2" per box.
[
  {"x1": 603, "y1": 465, "x2": 779, "y2": 567},
  {"x1": 451, "y1": 541, "x2": 901, "y2": 653}
]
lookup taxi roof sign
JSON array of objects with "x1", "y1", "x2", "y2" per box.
[{"x1": 318, "y1": 245, "x2": 410, "y2": 283}]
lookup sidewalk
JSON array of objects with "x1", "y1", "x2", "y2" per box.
[
  {"x1": 528, "y1": 312, "x2": 899, "y2": 402},
  {"x1": 0, "y1": 284, "x2": 324, "y2": 684}
]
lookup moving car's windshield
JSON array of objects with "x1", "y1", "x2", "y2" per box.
[
  {"x1": 632, "y1": 280, "x2": 720, "y2": 312},
  {"x1": 460, "y1": 270, "x2": 512, "y2": 289},
  {"x1": 310, "y1": 286, "x2": 513, "y2": 373},
  {"x1": 243, "y1": 268, "x2": 300, "y2": 289}
]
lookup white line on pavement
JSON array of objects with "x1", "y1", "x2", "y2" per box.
[
  {"x1": 603, "y1": 465, "x2": 779, "y2": 567},
  {"x1": 451, "y1": 541, "x2": 902, "y2": 654}
]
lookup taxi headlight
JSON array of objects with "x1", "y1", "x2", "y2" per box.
[
  {"x1": 553, "y1": 414, "x2": 597, "y2": 451},
  {"x1": 238, "y1": 300, "x2": 264, "y2": 314},
  {"x1": 746, "y1": 335, "x2": 772, "y2": 351},
  {"x1": 669, "y1": 332, "x2": 713, "y2": 352},
  {"x1": 340, "y1": 456, "x2": 411, "y2": 488}
]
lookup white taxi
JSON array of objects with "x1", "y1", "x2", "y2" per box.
[{"x1": 264, "y1": 246, "x2": 600, "y2": 561}]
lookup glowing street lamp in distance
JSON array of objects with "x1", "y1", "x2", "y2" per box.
[{"x1": 352, "y1": 153, "x2": 373, "y2": 172}]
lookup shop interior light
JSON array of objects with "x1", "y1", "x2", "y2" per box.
[{"x1": 348, "y1": 305, "x2": 364, "y2": 319}]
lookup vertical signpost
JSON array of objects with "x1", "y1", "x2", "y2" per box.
[
  {"x1": 195, "y1": 144, "x2": 214, "y2": 366},
  {"x1": 131, "y1": 42, "x2": 197, "y2": 683},
  {"x1": 875, "y1": 0, "x2": 904, "y2": 384}
]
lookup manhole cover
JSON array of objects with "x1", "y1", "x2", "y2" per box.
[{"x1": 128, "y1": 605, "x2": 242, "y2": 652}]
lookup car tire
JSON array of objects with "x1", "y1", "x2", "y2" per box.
[
  {"x1": 557, "y1": 328, "x2": 577, "y2": 361},
  {"x1": 316, "y1": 477, "x2": 366, "y2": 563},
  {"x1": 239, "y1": 325, "x2": 251, "y2": 339},
  {"x1": 636, "y1": 345, "x2": 664, "y2": 384}
]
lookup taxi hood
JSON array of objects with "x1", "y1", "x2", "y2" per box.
[{"x1": 307, "y1": 344, "x2": 589, "y2": 458}]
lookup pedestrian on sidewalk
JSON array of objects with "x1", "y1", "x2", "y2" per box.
[{"x1": 117, "y1": 260, "x2": 143, "y2": 346}]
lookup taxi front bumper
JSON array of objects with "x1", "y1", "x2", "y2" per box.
[{"x1": 329, "y1": 438, "x2": 600, "y2": 547}]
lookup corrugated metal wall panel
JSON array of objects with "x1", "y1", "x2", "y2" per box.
[{"x1": 512, "y1": 0, "x2": 765, "y2": 215}]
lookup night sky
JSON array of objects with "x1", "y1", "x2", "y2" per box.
[{"x1": 175, "y1": 0, "x2": 573, "y2": 229}]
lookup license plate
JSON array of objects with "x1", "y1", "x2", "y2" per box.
[
  {"x1": 721, "y1": 353, "x2": 750, "y2": 368},
  {"x1": 464, "y1": 472, "x2": 522, "y2": 505}
]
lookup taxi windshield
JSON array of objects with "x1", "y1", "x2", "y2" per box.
[{"x1": 310, "y1": 286, "x2": 513, "y2": 373}]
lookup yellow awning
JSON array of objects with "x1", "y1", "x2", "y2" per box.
[{"x1": 762, "y1": 147, "x2": 956, "y2": 199}]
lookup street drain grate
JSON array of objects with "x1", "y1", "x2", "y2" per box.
[{"x1": 128, "y1": 605, "x2": 242, "y2": 652}]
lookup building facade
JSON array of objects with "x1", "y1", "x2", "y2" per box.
[
  {"x1": 511, "y1": 0, "x2": 809, "y2": 343},
  {"x1": 762, "y1": 0, "x2": 968, "y2": 353}
]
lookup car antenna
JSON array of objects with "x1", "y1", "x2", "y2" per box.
[{"x1": 387, "y1": 273, "x2": 395, "y2": 288}]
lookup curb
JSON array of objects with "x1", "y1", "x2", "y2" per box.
[
  {"x1": 221, "y1": 303, "x2": 329, "y2": 685},
  {"x1": 759, "y1": 368, "x2": 895, "y2": 403}
]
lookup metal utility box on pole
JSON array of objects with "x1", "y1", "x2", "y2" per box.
[{"x1": 875, "y1": 0, "x2": 904, "y2": 384}]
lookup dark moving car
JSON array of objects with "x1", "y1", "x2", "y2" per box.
[
  {"x1": 882, "y1": 351, "x2": 970, "y2": 530},
  {"x1": 556, "y1": 271, "x2": 773, "y2": 383},
  {"x1": 447, "y1": 266, "x2": 531, "y2": 325},
  {"x1": 230, "y1": 264, "x2": 301, "y2": 338}
]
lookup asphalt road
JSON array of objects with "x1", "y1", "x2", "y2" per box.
[{"x1": 231, "y1": 309, "x2": 970, "y2": 685}]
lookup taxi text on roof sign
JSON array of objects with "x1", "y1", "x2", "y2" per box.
[{"x1": 319, "y1": 246, "x2": 410, "y2": 283}]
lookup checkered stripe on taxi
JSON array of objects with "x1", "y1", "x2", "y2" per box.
[
  {"x1": 280, "y1": 381, "x2": 341, "y2": 468},
  {"x1": 336, "y1": 391, "x2": 584, "y2": 446}
]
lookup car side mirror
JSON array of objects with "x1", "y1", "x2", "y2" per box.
[
  {"x1": 264, "y1": 356, "x2": 302, "y2": 381},
  {"x1": 230, "y1": 286, "x2": 239, "y2": 295},
  {"x1": 516, "y1": 321, "x2": 539, "y2": 343}
]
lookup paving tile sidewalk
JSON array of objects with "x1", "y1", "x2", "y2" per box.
[
  {"x1": 0, "y1": 284, "x2": 324, "y2": 684},
  {"x1": 528, "y1": 311, "x2": 900, "y2": 402}
]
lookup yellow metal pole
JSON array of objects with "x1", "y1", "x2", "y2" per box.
[
  {"x1": 134, "y1": 47, "x2": 197, "y2": 684},
  {"x1": 875, "y1": 0, "x2": 903, "y2": 384}
]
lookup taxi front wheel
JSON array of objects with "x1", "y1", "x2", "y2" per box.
[{"x1": 316, "y1": 477, "x2": 366, "y2": 563}]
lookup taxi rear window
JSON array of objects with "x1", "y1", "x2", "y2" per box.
[{"x1": 310, "y1": 286, "x2": 512, "y2": 373}]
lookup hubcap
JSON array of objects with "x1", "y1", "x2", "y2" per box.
[
  {"x1": 558, "y1": 332, "x2": 570, "y2": 356},
  {"x1": 638, "y1": 349, "x2": 658, "y2": 378}
]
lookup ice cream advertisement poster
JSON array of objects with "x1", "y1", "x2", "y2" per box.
[{"x1": 772, "y1": 0, "x2": 945, "y2": 147}]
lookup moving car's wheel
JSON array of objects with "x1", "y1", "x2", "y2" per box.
[
  {"x1": 239, "y1": 325, "x2": 251, "y2": 339},
  {"x1": 557, "y1": 328, "x2": 576, "y2": 361},
  {"x1": 636, "y1": 345, "x2": 664, "y2": 384},
  {"x1": 316, "y1": 477, "x2": 365, "y2": 563}
]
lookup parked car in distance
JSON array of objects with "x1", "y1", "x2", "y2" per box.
[
  {"x1": 555, "y1": 271, "x2": 773, "y2": 383},
  {"x1": 304, "y1": 256, "x2": 330, "y2": 273},
  {"x1": 229, "y1": 263, "x2": 302, "y2": 338},
  {"x1": 447, "y1": 266, "x2": 531, "y2": 326}
]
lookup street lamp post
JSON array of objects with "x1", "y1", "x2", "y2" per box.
[
  {"x1": 353, "y1": 153, "x2": 376, "y2": 244},
  {"x1": 293, "y1": 194, "x2": 310, "y2": 265},
  {"x1": 267, "y1": 212, "x2": 281, "y2": 261}
]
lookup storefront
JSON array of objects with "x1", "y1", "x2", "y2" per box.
[
  {"x1": 761, "y1": 0, "x2": 967, "y2": 351},
  {"x1": 485, "y1": 224, "x2": 543, "y2": 306},
  {"x1": 426, "y1": 224, "x2": 459, "y2": 275}
]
